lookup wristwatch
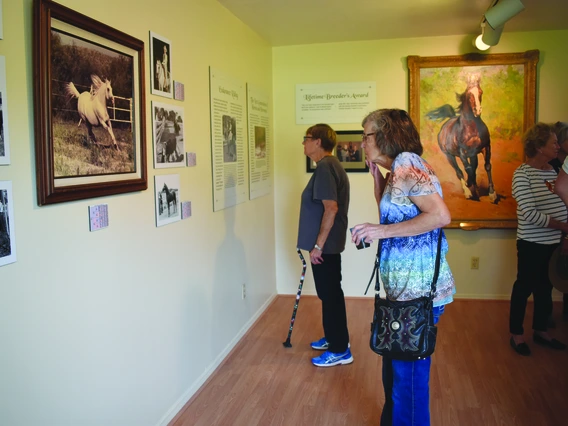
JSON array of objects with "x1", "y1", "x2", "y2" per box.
[{"x1": 314, "y1": 244, "x2": 323, "y2": 251}]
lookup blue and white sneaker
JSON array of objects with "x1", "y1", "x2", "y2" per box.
[
  {"x1": 310, "y1": 337, "x2": 329, "y2": 350},
  {"x1": 312, "y1": 348, "x2": 353, "y2": 367},
  {"x1": 310, "y1": 337, "x2": 350, "y2": 351}
]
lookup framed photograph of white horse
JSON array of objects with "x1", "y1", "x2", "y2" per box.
[
  {"x1": 0, "y1": 181, "x2": 17, "y2": 267},
  {"x1": 150, "y1": 32, "x2": 172, "y2": 99},
  {"x1": 408, "y1": 50, "x2": 539, "y2": 229},
  {"x1": 33, "y1": 0, "x2": 147, "y2": 205},
  {"x1": 152, "y1": 101, "x2": 185, "y2": 169},
  {"x1": 154, "y1": 174, "x2": 181, "y2": 227},
  {"x1": 0, "y1": 55, "x2": 10, "y2": 165}
]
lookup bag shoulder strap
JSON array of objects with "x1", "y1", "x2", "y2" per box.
[{"x1": 364, "y1": 230, "x2": 443, "y2": 298}]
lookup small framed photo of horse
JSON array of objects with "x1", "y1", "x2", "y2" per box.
[
  {"x1": 154, "y1": 174, "x2": 181, "y2": 227},
  {"x1": 33, "y1": 0, "x2": 147, "y2": 205},
  {"x1": 152, "y1": 101, "x2": 185, "y2": 168},
  {"x1": 0, "y1": 55, "x2": 10, "y2": 166},
  {"x1": 0, "y1": 180, "x2": 17, "y2": 268},
  {"x1": 150, "y1": 32, "x2": 172, "y2": 99},
  {"x1": 408, "y1": 50, "x2": 539, "y2": 229}
]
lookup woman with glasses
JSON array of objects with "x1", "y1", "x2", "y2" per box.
[
  {"x1": 297, "y1": 124, "x2": 352, "y2": 367},
  {"x1": 351, "y1": 109, "x2": 455, "y2": 426}
]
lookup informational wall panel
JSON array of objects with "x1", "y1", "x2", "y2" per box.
[
  {"x1": 247, "y1": 84, "x2": 271, "y2": 200},
  {"x1": 296, "y1": 81, "x2": 376, "y2": 124},
  {"x1": 209, "y1": 68, "x2": 247, "y2": 211}
]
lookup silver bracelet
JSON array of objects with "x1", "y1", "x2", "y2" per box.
[{"x1": 314, "y1": 244, "x2": 323, "y2": 251}]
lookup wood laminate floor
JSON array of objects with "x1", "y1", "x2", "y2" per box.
[{"x1": 170, "y1": 296, "x2": 568, "y2": 426}]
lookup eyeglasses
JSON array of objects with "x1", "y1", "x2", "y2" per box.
[
  {"x1": 303, "y1": 136, "x2": 315, "y2": 142},
  {"x1": 361, "y1": 132, "x2": 375, "y2": 142}
]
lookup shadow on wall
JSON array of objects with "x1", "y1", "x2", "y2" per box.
[{"x1": 212, "y1": 198, "x2": 249, "y2": 355}]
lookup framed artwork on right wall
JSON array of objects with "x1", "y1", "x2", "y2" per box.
[{"x1": 408, "y1": 50, "x2": 539, "y2": 230}]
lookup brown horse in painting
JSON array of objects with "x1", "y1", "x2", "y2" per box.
[{"x1": 426, "y1": 74, "x2": 496, "y2": 203}]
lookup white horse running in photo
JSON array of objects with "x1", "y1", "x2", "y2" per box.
[{"x1": 66, "y1": 74, "x2": 119, "y2": 150}]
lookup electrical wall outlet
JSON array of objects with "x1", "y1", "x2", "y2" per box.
[
  {"x1": 241, "y1": 283, "x2": 246, "y2": 299},
  {"x1": 471, "y1": 256, "x2": 480, "y2": 269}
]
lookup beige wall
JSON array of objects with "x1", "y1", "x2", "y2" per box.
[
  {"x1": 273, "y1": 30, "x2": 568, "y2": 300},
  {"x1": 0, "y1": 1, "x2": 275, "y2": 425},
  {"x1": 2, "y1": 1, "x2": 568, "y2": 425}
]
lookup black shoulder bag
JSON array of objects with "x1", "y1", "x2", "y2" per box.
[{"x1": 365, "y1": 231, "x2": 443, "y2": 361}]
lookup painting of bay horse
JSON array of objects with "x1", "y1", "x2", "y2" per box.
[
  {"x1": 66, "y1": 74, "x2": 119, "y2": 150},
  {"x1": 426, "y1": 74, "x2": 496, "y2": 203}
]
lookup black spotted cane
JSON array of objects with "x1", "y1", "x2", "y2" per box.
[{"x1": 283, "y1": 248, "x2": 307, "y2": 348}]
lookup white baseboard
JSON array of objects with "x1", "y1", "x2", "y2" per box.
[{"x1": 156, "y1": 294, "x2": 277, "y2": 426}]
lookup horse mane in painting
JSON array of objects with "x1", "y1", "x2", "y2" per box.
[
  {"x1": 66, "y1": 74, "x2": 119, "y2": 150},
  {"x1": 425, "y1": 74, "x2": 496, "y2": 203}
]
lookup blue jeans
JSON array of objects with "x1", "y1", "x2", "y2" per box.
[{"x1": 380, "y1": 305, "x2": 445, "y2": 426}]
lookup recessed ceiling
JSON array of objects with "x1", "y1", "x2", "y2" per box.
[{"x1": 217, "y1": 0, "x2": 568, "y2": 46}]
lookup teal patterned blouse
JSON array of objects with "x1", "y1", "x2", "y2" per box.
[{"x1": 379, "y1": 152, "x2": 455, "y2": 306}]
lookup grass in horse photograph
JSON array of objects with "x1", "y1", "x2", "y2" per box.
[
  {"x1": 52, "y1": 117, "x2": 135, "y2": 177},
  {"x1": 50, "y1": 30, "x2": 135, "y2": 178},
  {"x1": 419, "y1": 65, "x2": 525, "y2": 222}
]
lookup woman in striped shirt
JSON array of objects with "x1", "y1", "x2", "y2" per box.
[{"x1": 510, "y1": 123, "x2": 567, "y2": 355}]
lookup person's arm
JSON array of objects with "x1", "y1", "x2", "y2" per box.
[
  {"x1": 555, "y1": 168, "x2": 568, "y2": 208},
  {"x1": 351, "y1": 192, "x2": 450, "y2": 243},
  {"x1": 514, "y1": 167, "x2": 568, "y2": 232},
  {"x1": 368, "y1": 160, "x2": 388, "y2": 208},
  {"x1": 310, "y1": 199, "x2": 338, "y2": 265}
]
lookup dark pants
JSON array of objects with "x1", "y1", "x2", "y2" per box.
[
  {"x1": 311, "y1": 253, "x2": 349, "y2": 353},
  {"x1": 509, "y1": 239, "x2": 558, "y2": 335},
  {"x1": 380, "y1": 306, "x2": 444, "y2": 426}
]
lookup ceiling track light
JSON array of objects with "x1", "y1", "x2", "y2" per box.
[
  {"x1": 473, "y1": 0, "x2": 525, "y2": 51},
  {"x1": 485, "y1": 0, "x2": 525, "y2": 29}
]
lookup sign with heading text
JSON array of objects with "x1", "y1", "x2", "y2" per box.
[{"x1": 296, "y1": 81, "x2": 376, "y2": 125}]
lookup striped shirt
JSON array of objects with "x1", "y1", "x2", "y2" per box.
[{"x1": 512, "y1": 163, "x2": 567, "y2": 244}]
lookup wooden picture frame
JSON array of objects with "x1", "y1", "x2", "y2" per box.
[
  {"x1": 306, "y1": 130, "x2": 369, "y2": 173},
  {"x1": 408, "y1": 50, "x2": 539, "y2": 229},
  {"x1": 33, "y1": 0, "x2": 147, "y2": 205}
]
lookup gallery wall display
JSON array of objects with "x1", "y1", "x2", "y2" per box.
[
  {"x1": 296, "y1": 81, "x2": 377, "y2": 125},
  {"x1": 408, "y1": 50, "x2": 539, "y2": 229},
  {"x1": 154, "y1": 174, "x2": 181, "y2": 227},
  {"x1": 152, "y1": 101, "x2": 185, "y2": 168},
  {"x1": 247, "y1": 84, "x2": 271, "y2": 200},
  {"x1": 150, "y1": 31, "x2": 172, "y2": 99},
  {"x1": 33, "y1": 0, "x2": 147, "y2": 205},
  {"x1": 0, "y1": 180, "x2": 16, "y2": 267},
  {"x1": 306, "y1": 130, "x2": 368, "y2": 173},
  {"x1": 0, "y1": 56, "x2": 10, "y2": 165},
  {"x1": 209, "y1": 67, "x2": 247, "y2": 212}
]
